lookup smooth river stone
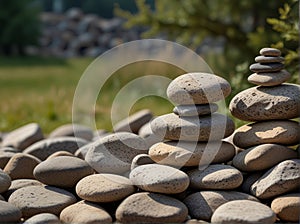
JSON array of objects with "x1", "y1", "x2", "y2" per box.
[
  {"x1": 0, "y1": 200, "x2": 22, "y2": 223},
  {"x1": 4, "y1": 153, "x2": 41, "y2": 180},
  {"x1": 114, "y1": 109, "x2": 153, "y2": 134},
  {"x1": 116, "y1": 192, "x2": 188, "y2": 223},
  {"x1": 233, "y1": 120, "x2": 300, "y2": 148},
  {"x1": 271, "y1": 193, "x2": 300, "y2": 223},
  {"x1": 34, "y1": 156, "x2": 94, "y2": 188},
  {"x1": 0, "y1": 168, "x2": 11, "y2": 193},
  {"x1": 233, "y1": 144, "x2": 298, "y2": 172},
  {"x1": 248, "y1": 70, "x2": 291, "y2": 86},
  {"x1": 149, "y1": 141, "x2": 235, "y2": 167},
  {"x1": 130, "y1": 164, "x2": 189, "y2": 194},
  {"x1": 138, "y1": 122, "x2": 163, "y2": 148},
  {"x1": 1, "y1": 123, "x2": 43, "y2": 150},
  {"x1": 4, "y1": 179, "x2": 43, "y2": 199},
  {"x1": 85, "y1": 132, "x2": 147, "y2": 174},
  {"x1": 49, "y1": 123, "x2": 94, "y2": 141},
  {"x1": 167, "y1": 73, "x2": 231, "y2": 104},
  {"x1": 131, "y1": 154, "x2": 154, "y2": 170},
  {"x1": 151, "y1": 113, "x2": 234, "y2": 142},
  {"x1": 211, "y1": 200, "x2": 276, "y2": 224},
  {"x1": 249, "y1": 62, "x2": 284, "y2": 73},
  {"x1": 183, "y1": 191, "x2": 258, "y2": 221},
  {"x1": 188, "y1": 164, "x2": 243, "y2": 190},
  {"x1": 76, "y1": 173, "x2": 135, "y2": 203},
  {"x1": 24, "y1": 213, "x2": 61, "y2": 224},
  {"x1": 23, "y1": 137, "x2": 88, "y2": 160},
  {"x1": 260, "y1": 47, "x2": 281, "y2": 56},
  {"x1": 60, "y1": 201, "x2": 112, "y2": 224},
  {"x1": 230, "y1": 84, "x2": 300, "y2": 121},
  {"x1": 255, "y1": 55, "x2": 284, "y2": 63},
  {"x1": 173, "y1": 104, "x2": 218, "y2": 116},
  {"x1": 8, "y1": 185, "x2": 77, "y2": 218},
  {"x1": 250, "y1": 159, "x2": 300, "y2": 199}
]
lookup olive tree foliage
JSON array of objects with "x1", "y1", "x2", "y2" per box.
[
  {"x1": 0, "y1": 0, "x2": 41, "y2": 56},
  {"x1": 116, "y1": 0, "x2": 298, "y2": 97}
]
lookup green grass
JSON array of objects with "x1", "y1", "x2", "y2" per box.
[{"x1": 0, "y1": 57, "x2": 185, "y2": 133}]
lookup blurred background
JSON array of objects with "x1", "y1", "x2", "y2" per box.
[{"x1": 0, "y1": 0, "x2": 298, "y2": 133}]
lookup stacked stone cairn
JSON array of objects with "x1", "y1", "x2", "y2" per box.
[
  {"x1": 0, "y1": 63, "x2": 299, "y2": 223},
  {"x1": 229, "y1": 48, "x2": 300, "y2": 223}
]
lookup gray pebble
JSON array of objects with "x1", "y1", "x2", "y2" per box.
[
  {"x1": 249, "y1": 62, "x2": 284, "y2": 73},
  {"x1": 173, "y1": 104, "x2": 218, "y2": 116},
  {"x1": 260, "y1": 48, "x2": 281, "y2": 56}
]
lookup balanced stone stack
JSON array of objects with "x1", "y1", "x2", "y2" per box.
[{"x1": 229, "y1": 47, "x2": 300, "y2": 223}]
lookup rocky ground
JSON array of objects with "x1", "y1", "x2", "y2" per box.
[{"x1": 0, "y1": 48, "x2": 299, "y2": 223}]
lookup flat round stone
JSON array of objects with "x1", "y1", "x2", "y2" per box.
[
  {"x1": 233, "y1": 120, "x2": 300, "y2": 148},
  {"x1": 60, "y1": 201, "x2": 112, "y2": 223},
  {"x1": 271, "y1": 193, "x2": 300, "y2": 223},
  {"x1": 248, "y1": 70, "x2": 291, "y2": 86},
  {"x1": 0, "y1": 200, "x2": 22, "y2": 223},
  {"x1": 151, "y1": 113, "x2": 235, "y2": 142},
  {"x1": 76, "y1": 173, "x2": 135, "y2": 203},
  {"x1": 8, "y1": 185, "x2": 77, "y2": 218},
  {"x1": 183, "y1": 191, "x2": 258, "y2": 221},
  {"x1": 233, "y1": 144, "x2": 298, "y2": 172},
  {"x1": 255, "y1": 55, "x2": 284, "y2": 63},
  {"x1": 23, "y1": 137, "x2": 88, "y2": 160},
  {"x1": 260, "y1": 48, "x2": 281, "y2": 56},
  {"x1": 131, "y1": 154, "x2": 154, "y2": 170},
  {"x1": 23, "y1": 213, "x2": 60, "y2": 224},
  {"x1": 188, "y1": 164, "x2": 243, "y2": 190},
  {"x1": 1, "y1": 123, "x2": 44, "y2": 150},
  {"x1": 250, "y1": 159, "x2": 300, "y2": 199},
  {"x1": 173, "y1": 104, "x2": 218, "y2": 116},
  {"x1": 34, "y1": 156, "x2": 94, "y2": 188},
  {"x1": 0, "y1": 169, "x2": 11, "y2": 193},
  {"x1": 85, "y1": 132, "x2": 147, "y2": 174},
  {"x1": 230, "y1": 84, "x2": 300, "y2": 121},
  {"x1": 249, "y1": 63, "x2": 284, "y2": 73},
  {"x1": 211, "y1": 200, "x2": 276, "y2": 223},
  {"x1": 114, "y1": 109, "x2": 153, "y2": 134},
  {"x1": 149, "y1": 141, "x2": 235, "y2": 167},
  {"x1": 4, "y1": 153, "x2": 40, "y2": 180},
  {"x1": 167, "y1": 73, "x2": 231, "y2": 104},
  {"x1": 116, "y1": 192, "x2": 188, "y2": 223},
  {"x1": 49, "y1": 123, "x2": 94, "y2": 141},
  {"x1": 130, "y1": 164, "x2": 189, "y2": 194},
  {"x1": 4, "y1": 179, "x2": 43, "y2": 199}
]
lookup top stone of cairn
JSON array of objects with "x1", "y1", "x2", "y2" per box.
[
  {"x1": 259, "y1": 48, "x2": 281, "y2": 57},
  {"x1": 166, "y1": 73, "x2": 231, "y2": 105}
]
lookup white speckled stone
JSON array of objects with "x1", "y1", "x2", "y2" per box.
[
  {"x1": 151, "y1": 113, "x2": 234, "y2": 142},
  {"x1": 233, "y1": 120, "x2": 300, "y2": 148},
  {"x1": 60, "y1": 200, "x2": 112, "y2": 223},
  {"x1": 248, "y1": 70, "x2": 291, "y2": 86},
  {"x1": 233, "y1": 144, "x2": 298, "y2": 172},
  {"x1": 49, "y1": 123, "x2": 93, "y2": 141},
  {"x1": 173, "y1": 104, "x2": 218, "y2": 116},
  {"x1": 23, "y1": 137, "x2": 88, "y2": 160},
  {"x1": 260, "y1": 48, "x2": 281, "y2": 56},
  {"x1": 167, "y1": 73, "x2": 231, "y2": 104},
  {"x1": 130, "y1": 164, "x2": 189, "y2": 194},
  {"x1": 183, "y1": 191, "x2": 258, "y2": 221},
  {"x1": 149, "y1": 141, "x2": 235, "y2": 167},
  {"x1": 211, "y1": 200, "x2": 276, "y2": 223},
  {"x1": 116, "y1": 192, "x2": 188, "y2": 223},
  {"x1": 188, "y1": 164, "x2": 243, "y2": 190},
  {"x1": 8, "y1": 185, "x2": 77, "y2": 218},
  {"x1": 76, "y1": 173, "x2": 135, "y2": 203},
  {"x1": 271, "y1": 193, "x2": 300, "y2": 223},
  {"x1": 85, "y1": 132, "x2": 147, "y2": 174},
  {"x1": 251, "y1": 159, "x2": 300, "y2": 199},
  {"x1": 230, "y1": 84, "x2": 300, "y2": 121},
  {"x1": 34, "y1": 156, "x2": 94, "y2": 188},
  {"x1": 2, "y1": 123, "x2": 43, "y2": 150}
]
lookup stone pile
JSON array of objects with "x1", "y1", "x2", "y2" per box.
[
  {"x1": 0, "y1": 60, "x2": 299, "y2": 223},
  {"x1": 229, "y1": 47, "x2": 300, "y2": 223},
  {"x1": 35, "y1": 8, "x2": 143, "y2": 57}
]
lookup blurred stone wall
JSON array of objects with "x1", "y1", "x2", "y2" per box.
[{"x1": 34, "y1": 8, "x2": 143, "y2": 58}]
